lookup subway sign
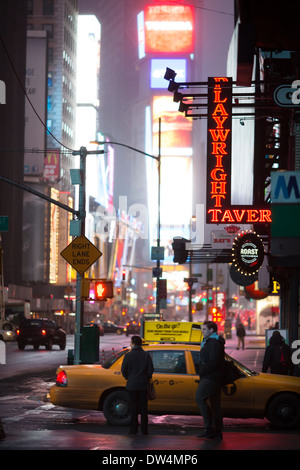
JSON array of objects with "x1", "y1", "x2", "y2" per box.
[
  {"x1": 206, "y1": 77, "x2": 272, "y2": 224},
  {"x1": 271, "y1": 171, "x2": 300, "y2": 203}
]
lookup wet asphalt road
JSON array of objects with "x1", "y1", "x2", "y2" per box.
[{"x1": 0, "y1": 334, "x2": 300, "y2": 452}]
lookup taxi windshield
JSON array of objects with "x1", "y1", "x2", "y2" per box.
[{"x1": 225, "y1": 354, "x2": 259, "y2": 376}]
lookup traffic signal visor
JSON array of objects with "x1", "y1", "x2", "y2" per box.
[{"x1": 172, "y1": 237, "x2": 190, "y2": 264}]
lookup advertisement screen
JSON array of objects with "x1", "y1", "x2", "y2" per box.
[
  {"x1": 150, "y1": 59, "x2": 186, "y2": 88},
  {"x1": 144, "y1": 5, "x2": 194, "y2": 53}
]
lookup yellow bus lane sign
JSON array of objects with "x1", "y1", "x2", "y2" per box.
[{"x1": 60, "y1": 234, "x2": 102, "y2": 275}]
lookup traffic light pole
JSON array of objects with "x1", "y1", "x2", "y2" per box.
[
  {"x1": 73, "y1": 147, "x2": 86, "y2": 366},
  {"x1": 71, "y1": 146, "x2": 104, "y2": 365},
  {"x1": 91, "y1": 126, "x2": 162, "y2": 319},
  {"x1": 156, "y1": 118, "x2": 162, "y2": 319}
]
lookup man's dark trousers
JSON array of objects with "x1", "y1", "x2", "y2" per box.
[
  {"x1": 195, "y1": 377, "x2": 223, "y2": 433},
  {"x1": 128, "y1": 389, "x2": 148, "y2": 434}
]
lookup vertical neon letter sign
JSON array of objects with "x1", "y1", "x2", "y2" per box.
[{"x1": 206, "y1": 77, "x2": 232, "y2": 223}]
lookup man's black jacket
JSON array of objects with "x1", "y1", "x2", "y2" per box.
[
  {"x1": 121, "y1": 345, "x2": 154, "y2": 390},
  {"x1": 199, "y1": 336, "x2": 225, "y2": 383}
]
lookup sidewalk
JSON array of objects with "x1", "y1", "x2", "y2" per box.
[
  {"x1": 1, "y1": 427, "x2": 300, "y2": 451},
  {"x1": 224, "y1": 331, "x2": 266, "y2": 350}
]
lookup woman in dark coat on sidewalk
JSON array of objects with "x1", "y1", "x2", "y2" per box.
[
  {"x1": 121, "y1": 335, "x2": 154, "y2": 435},
  {"x1": 262, "y1": 330, "x2": 294, "y2": 375}
]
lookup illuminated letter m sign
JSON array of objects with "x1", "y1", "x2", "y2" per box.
[{"x1": 271, "y1": 171, "x2": 300, "y2": 203}]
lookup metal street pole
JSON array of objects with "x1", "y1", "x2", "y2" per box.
[
  {"x1": 72, "y1": 146, "x2": 86, "y2": 365},
  {"x1": 90, "y1": 135, "x2": 162, "y2": 318},
  {"x1": 71, "y1": 146, "x2": 104, "y2": 365},
  {"x1": 156, "y1": 118, "x2": 162, "y2": 319}
]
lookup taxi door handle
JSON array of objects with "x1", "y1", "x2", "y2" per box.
[{"x1": 195, "y1": 379, "x2": 200, "y2": 383}]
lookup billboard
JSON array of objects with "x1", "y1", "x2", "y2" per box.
[
  {"x1": 150, "y1": 58, "x2": 186, "y2": 88},
  {"x1": 44, "y1": 149, "x2": 60, "y2": 182},
  {"x1": 144, "y1": 4, "x2": 194, "y2": 54},
  {"x1": 24, "y1": 31, "x2": 47, "y2": 177}
]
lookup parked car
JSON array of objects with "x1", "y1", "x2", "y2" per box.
[
  {"x1": 125, "y1": 319, "x2": 141, "y2": 336},
  {"x1": 0, "y1": 322, "x2": 16, "y2": 342},
  {"x1": 99, "y1": 320, "x2": 125, "y2": 335},
  {"x1": 17, "y1": 319, "x2": 66, "y2": 350},
  {"x1": 49, "y1": 342, "x2": 300, "y2": 429}
]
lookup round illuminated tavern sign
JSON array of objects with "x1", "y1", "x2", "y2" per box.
[{"x1": 231, "y1": 232, "x2": 265, "y2": 275}]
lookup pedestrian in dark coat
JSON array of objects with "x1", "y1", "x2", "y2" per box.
[
  {"x1": 121, "y1": 335, "x2": 154, "y2": 435},
  {"x1": 236, "y1": 322, "x2": 246, "y2": 350},
  {"x1": 262, "y1": 330, "x2": 294, "y2": 375},
  {"x1": 195, "y1": 321, "x2": 225, "y2": 440}
]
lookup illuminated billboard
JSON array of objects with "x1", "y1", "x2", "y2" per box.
[
  {"x1": 152, "y1": 95, "x2": 192, "y2": 154},
  {"x1": 144, "y1": 5, "x2": 194, "y2": 54},
  {"x1": 152, "y1": 95, "x2": 193, "y2": 261},
  {"x1": 151, "y1": 59, "x2": 186, "y2": 88}
]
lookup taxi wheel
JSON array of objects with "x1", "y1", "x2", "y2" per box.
[
  {"x1": 267, "y1": 393, "x2": 300, "y2": 429},
  {"x1": 103, "y1": 390, "x2": 130, "y2": 426}
]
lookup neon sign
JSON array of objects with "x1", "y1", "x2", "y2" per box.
[
  {"x1": 207, "y1": 77, "x2": 232, "y2": 217},
  {"x1": 232, "y1": 231, "x2": 265, "y2": 275},
  {"x1": 206, "y1": 77, "x2": 272, "y2": 224}
]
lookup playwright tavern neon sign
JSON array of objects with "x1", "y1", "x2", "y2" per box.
[{"x1": 206, "y1": 77, "x2": 272, "y2": 224}]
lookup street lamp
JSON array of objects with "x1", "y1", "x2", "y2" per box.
[
  {"x1": 71, "y1": 146, "x2": 104, "y2": 365},
  {"x1": 90, "y1": 121, "x2": 162, "y2": 318}
]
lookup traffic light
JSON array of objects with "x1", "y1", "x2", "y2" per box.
[
  {"x1": 81, "y1": 279, "x2": 114, "y2": 300},
  {"x1": 211, "y1": 307, "x2": 223, "y2": 323},
  {"x1": 172, "y1": 237, "x2": 190, "y2": 264},
  {"x1": 81, "y1": 279, "x2": 90, "y2": 298},
  {"x1": 94, "y1": 280, "x2": 114, "y2": 300},
  {"x1": 157, "y1": 279, "x2": 167, "y2": 300}
]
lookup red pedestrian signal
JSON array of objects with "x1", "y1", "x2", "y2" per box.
[{"x1": 94, "y1": 280, "x2": 114, "y2": 300}]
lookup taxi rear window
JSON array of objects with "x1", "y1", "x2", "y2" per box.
[{"x1": 149, "y1": 350, "x2": 187, "y2": 374}]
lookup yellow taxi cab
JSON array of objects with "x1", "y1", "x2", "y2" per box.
[{"x1": 49, "y1": 343, "x2": 300, "y2": 429}]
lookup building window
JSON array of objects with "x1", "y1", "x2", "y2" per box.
[
  {"x1": 48, "y1": 48, "x2": 53, "y2": 64},
  {"x1": 48, "y1": 72, "x2": 53, "y2": 88},
  {"x1": 43, "y1": 24, "x2": 54, "y2": 39},
  {"x1": 47, "y1": 95, "x2": 52, "y2": 112},
  {"x1": 27, "y1": 0, "x2": 33, "y2": 15},
  {"x1": 43, "y1": 0, "x2": 54, "y2": 16}
]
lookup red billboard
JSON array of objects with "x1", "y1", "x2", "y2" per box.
[
  {"x1": 144, "y1": 5, "x2": 194, "y2": 54},
  {"x1": 44, "y1": 149, "x2": 60, "y2": 182}
]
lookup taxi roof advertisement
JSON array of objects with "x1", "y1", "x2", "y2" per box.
[{"x1": 143, "y1": 321, "x2": 203, "y2": 343}]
